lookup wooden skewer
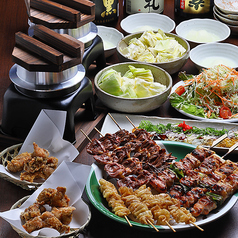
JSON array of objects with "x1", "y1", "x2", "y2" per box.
[
  {"x1": 221, "y1": 140, "x2": 238, "y2": 159},
  {"x1": 164, "y1": 220, "x2": 176, "y2": 232},
  {"x1": 209, "y1": 133, "x2": 228, "y2": 149},
  {"x1": 190, "y1": 222, "x2": 204, "y2": 231},
  {"x1": 80, "y1": 129, "x2": 92, "y2": 142},
  {"x1": 125, "y1": 116, "x2": 137, "y2": 129},
  {"x1": 108, "y1": 113, "x2": 122, "y2": 130},
  {"x1": 94, "y1": 127, "x2": 103, "y2": 137},
  {"x1": 147, "y1": 219, "x2": 159, "y2": 232},
  {"x1": 124, "y1": 215, "x2": 132, "y2": 227}
]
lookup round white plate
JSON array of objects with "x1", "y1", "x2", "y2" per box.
[{"x1": 171, "y1": 81, "x2": 238, "y2": 123}]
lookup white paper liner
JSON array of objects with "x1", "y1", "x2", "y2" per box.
[
  {"x1": 0, "y1": 161, "x2": 91, "y2": 237},
  {"x1": 0, "y1": 109, "x2": 79, "y2": 183}
]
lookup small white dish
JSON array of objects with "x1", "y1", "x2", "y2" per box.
[
  {"x1": 190, "y1": 43, "x2": 238, "y2": 70},
  {"x1": 97, "y1": 25, "x2": 124, "y2": 58},
  {"x1": 215, "y1": 0, "x2": 238, "y2": 14},
  {"x1": 214, "y1": 5, "x2": 238, "y2": 20},
  {"x1": 120, "y1": 13, "x2": 175, "y2": 34},
  {"x1": 214, "y1": 6, "x2": 238, "y2": 26},
  {"x1": 175, "y1": 18, "x2": 230, "y2": 48}
]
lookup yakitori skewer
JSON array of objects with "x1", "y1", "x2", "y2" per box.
[
  {"x1": 125, "y1": 116, "x2": 136, "y2": 129},
  {"x1": 94, "y1": 127, "x2": 103, "y2": 137},
  {"x1": 80, "y1": 129, "x2": 92, "y2": 142},
  {"x1": 80, "y1": 129, "x2": 132, "y2": 227},
  {"x1": 108, "y1": 113, "x2": 122, "y2": 130}
]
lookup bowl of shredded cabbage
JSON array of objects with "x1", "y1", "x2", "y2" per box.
[
  {"x1": 116, "y1": 29, "x2": 190, "y2": 75},
  {"x1": 94, "y1": 62, "x2": 172, "y2": 113}
]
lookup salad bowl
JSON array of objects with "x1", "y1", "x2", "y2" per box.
[
  {"x1": 116, "y1": 31, "x2": 190, "y2": 75},
  {"x1": 94, "y1": 62, "x2": 172, "y2": 113}
]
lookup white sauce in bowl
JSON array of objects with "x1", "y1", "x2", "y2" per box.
[
  {"x1": 186, "y1": 30, "x2": 220, "y2": 43},
  {"x1": 200, "y1": 56, "x2": 237, "y2": 68},
  {"x1": 103, "y1": 40, "x2": 115, "y2": 50}
]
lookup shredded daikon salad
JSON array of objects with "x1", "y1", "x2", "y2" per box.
[{"x1": 170, "y1": 65, "x2": 238, "y2": 119}]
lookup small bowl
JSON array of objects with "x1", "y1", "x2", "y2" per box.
[
  {"x1": 215, "y1": 0, "x2": 238, "y2": 14},
  {"x1": 97, "y1": 25, "x2": 124, "y2": 58},
  {"x1": 116, "y1": 32, "x2": 190, "y2": 75},
  {"x1": 190, "y1": 43, "x2": 238, "y2": 71},
  {"x1": 94, "y1": 62, "x2": 172, "y2": 113},
  {"x1": 120, "y1": 13, "x2": 175, "y2": 34},
  {"x1": 175, "y1": 18, "x2": 230, "y2": 48}
]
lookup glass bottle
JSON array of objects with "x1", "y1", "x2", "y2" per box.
[
  {"x1": 90, "y1": 0, "x2": 119, "y2": 25},
  {"x1": 125, "y1": 0, "x2": 164, "y2": 14},
  {"x1": 174, "y1": 0, "x2": 214, "y2": 23}
]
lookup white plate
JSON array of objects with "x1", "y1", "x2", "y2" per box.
[
  {"x1": 88, "y1": 114, "x2": 238, "y2": 231},
  {"x1": 215, "y1": 0, "x2": 238, "y2": 14},
  {"x1": 171, "y1": 81, "x2": 238, "y2": 123},
  {"x1": 101, "y1": 113, "x2": 238, "y2": 154}
]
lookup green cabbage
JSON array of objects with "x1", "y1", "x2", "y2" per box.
[{"x1": 98, "y1": 66, "x2": 166, "y2": 98}]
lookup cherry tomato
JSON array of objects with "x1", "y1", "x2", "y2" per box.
[
  {"x1": 219, "y1": 106, "x2": 232, "y2": 119},
  {"x1": 175, "y1": 85, "x2": 185, "y2": 96}
]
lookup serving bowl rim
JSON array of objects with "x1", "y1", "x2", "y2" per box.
[{"x1": 120, "y1": 12, "x2": 176, "y2": 34}]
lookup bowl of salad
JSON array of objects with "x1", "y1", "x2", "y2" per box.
[
  {"x1": 169, "y1": 64, "x2": 238, "y2": 122},
  {"x1": 94, "y1": 62, "x2": 172, "y2": 113},
  {"x1": 116, "y1": 29, "x2": 190, "y2": 75}
]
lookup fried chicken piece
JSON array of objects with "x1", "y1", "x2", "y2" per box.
[
  {"x1": 51, "y1": 206, "x2": 76, "y2": 225},
  {"x1": 37, "y1": 187, "x2": 70, "y2": 207},
  {"x1": 32, "y1": 142, "x2": 49, "y2": 158},
  {"x1": 22, "y1": 211, "x2": 70, "y2": 234},
  {"x1": 20, "y1": 171, "x2": 43, "y2": 182},
  {"x1": 24, "y1": 156, "x2": 47, "y2": 173},
  {"x1": 41, "y1": 156, "x2": 58, "y2": 179},
  {"x1": 20, "y1": 203, "x2": 46, "y2": 222},
  {"x1": 40, "y1": 211, "x2": 70, "y2": 234},
  {"x1": 22, "y1": 216, "x2": 44, "y2": 233},
  {"x1": 7, "y1": 152, "x2": 32, "y2": 173}
]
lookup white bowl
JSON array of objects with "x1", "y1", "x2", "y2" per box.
[
  {"x1": 215, "y1": 0, "x2": 238, "y2": 14},
  {"x1": 94, "y1": 62, "x2": 172, "y2": 113},
  {"x1": 97, "y1": 25, "x2": 124, "y2": 58},
  {"x1": 190, "y1": 43, "x2": 238, "y2": 70},
  {"x1": 175, "y1": 18, "x2": 230, "y2": 48},
  {"x1": 120, "y1": 13, "x2": 175, "y2": 34}
]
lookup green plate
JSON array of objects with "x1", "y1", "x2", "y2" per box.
[{"x1": 85, "y1": 141, "x2": 238, "y2": 232}]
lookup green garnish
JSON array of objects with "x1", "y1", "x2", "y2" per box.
[{"x1": 138, "y1": 120, "x2": 228, "y2": 137}]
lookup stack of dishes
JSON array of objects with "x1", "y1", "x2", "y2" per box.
[{"x1": 214, "y1": 0, "x2": 238, "y2": 34}]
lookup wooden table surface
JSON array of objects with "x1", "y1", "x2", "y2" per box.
[{"x1": 1, "y1": 0, "x2": 238, "y2": 237}]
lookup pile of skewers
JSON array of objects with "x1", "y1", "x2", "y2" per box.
[{"x1": 82, "y1": 114, "x2": 238, "y2": 232}]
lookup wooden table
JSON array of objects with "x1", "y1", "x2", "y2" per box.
[{"x1": 1, "y1": 0, "x2": 238, "y2": 237}]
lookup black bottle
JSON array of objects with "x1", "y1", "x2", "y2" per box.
[{"x1": 174, "y1": 0, "x2": 214, "y2": 23}]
